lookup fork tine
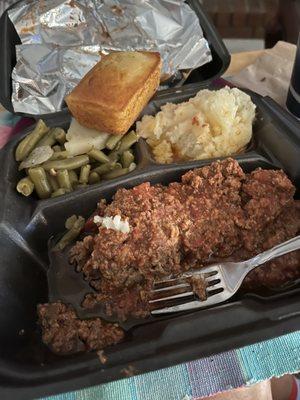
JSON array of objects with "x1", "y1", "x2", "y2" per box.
[
  {"x1": 149, "y1": 264, "x2": 223, "y2": 311},
  {"x1": 151, "y1": 291, "x2": 228, "y2": 315},
  {"x1": 154, "y1": 265, "x2": 219, "y2": 288},
  {"x1": 149, "y1": 291, "x2": 194, "y2": 304},
  {"x1": 205, "y1": 272, "x2": 221, "y2": 283},
  {"x1": 154, "y1": 276, "x2": 188, "y2": 288},
  {"x1": 152, "y1": 282, "x2": 190, "y2": 294},
  {"x1": 206, "y1": 284, "x2": 223, "y2": 293},
  {"x1": 199, "y1": 265, "x2": 220, "y2": 275}
]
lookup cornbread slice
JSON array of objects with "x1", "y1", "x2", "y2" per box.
[{"x1": 66, "y1": 51, "x2": 162, "y2": 135}]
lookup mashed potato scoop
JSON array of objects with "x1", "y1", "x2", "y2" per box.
[{"x1": 136, "y1": 87, "x2": 256, "y2": 163}]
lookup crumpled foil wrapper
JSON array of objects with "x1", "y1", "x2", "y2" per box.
[{"x1": 9, "y1": 0, "x2": 212, "y2": 115}]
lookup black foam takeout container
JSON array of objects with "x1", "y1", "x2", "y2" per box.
[
  {"x1": 0, "y1": 82, "x2": 299, "y2": 399},
  {"x1": 0, "y1": 0, "x2": 230, "y2": 120}
]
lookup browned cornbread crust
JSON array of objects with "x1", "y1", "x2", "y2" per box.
[{"x1": 66, "y1": 51, "x2": 162, "y2": 135}]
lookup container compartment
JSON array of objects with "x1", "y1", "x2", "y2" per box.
[{"x1": 137, "y1": 82, "x2": 300, "y2": 180}]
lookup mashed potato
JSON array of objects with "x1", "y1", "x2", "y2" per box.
[{"x1": 136, "y1": 87, "x2": 256, "y2": 163}]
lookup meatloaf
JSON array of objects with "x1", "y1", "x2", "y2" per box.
[
  {"x1": 37, "y1": 302, "x2": 124, "y2": 354},
  {"x1": 39, "y1": 158, "x2": 300, "y2": 353},
  {"x1": 70, "y1": 158, "x2": 300, "y2": 320}
]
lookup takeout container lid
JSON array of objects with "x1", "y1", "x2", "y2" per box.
[{"x1": 0, "y1": 0, "x2": 230, "y2": 121}]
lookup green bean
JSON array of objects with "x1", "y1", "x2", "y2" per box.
[
  {"x1": 88, "y1": 148, "x2": 110, "y2": 164},
  {"x1": 68, "y1": 170, "x2": 78, "y2": 188},
  {"x1": 118, "y1": 131, "x2": 138, "y2": 154},
  {"x1": 37, "y1": 127, "x2": 57, "y2": 147},
  {"x1": 102, "y1": 167, "x2": 129, "y2": 180},
  {"x1": 15, "y1": 120, "x2": 49, "y2": 162},
  {"x1": 54, "y1": 216, "x2": 85, "y2": 251},
  {"x1": 88, "y1": 156, "x2": 98, "y2": 164},
  {"x1": 121, "y1": 150, "x2": 134, "y2": 168},
  {"x1": 108, "y1": 150, "x2": 120, "y2": 163},
  {"x1": 88, "y1": 171, "x2": 101, "y2": 184},
  {"x1": 53, "y1": 145, "x2": 62, "y2": 152},
  {"x1": 79, "y1": 164, "x2": 91, "y2": 184},
  {"x1": 28, "y1": 167, "x2": 52, "y2": 199},
  {"x1": 91, "y1": 163, "x2": 112, "y2": 175},
  {"x1": 51, "y1": 188, "x2": 66, "y2": 198},
  {"x1": 105, "y1": 134, "x2": 122, "y2": 150},
  {"x1": 49, "y1": 151, "x2": 69, "y2": 161},
  {"x1": 47, "y1": 173, "x2": 59, "y2": 191},
  {"x1": 57, "y1": 169, "x2": 72, "y2": 191},
  {"x1": 41, "y1": 155, "x2": 89, "y2": 171},
  {"x1": 107, "y1": 131, "x2": 137, "y2": 162},
  {"x1": 128, "y1": 162, "x2": 137, "y2": 172},
  {"x1": 54, "y1": 128, "x2": 66, "y2": 145},
  {"x1": 65, "y1": 215, "x2": 78, "y2": 230},
  {"x1": 16, "y1": 177, "x2": 34, "y2": 197},
  {"x1": 92, "y1": 162, "x2": 121, "y2": 176}
]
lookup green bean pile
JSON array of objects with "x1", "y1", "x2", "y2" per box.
[{"x1": 15, "y1": 120, "x2": 138, "y2": 199}]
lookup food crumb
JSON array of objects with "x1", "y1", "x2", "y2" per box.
[
  {"x1": 18, "y1": 329, "x2": 25, "y2": 336},
  {"x1": 97, "y1": 350, "x2": 108, "y2": 364},
  {"x1": 111, "y1": 5, "x2": 124, "y2": 15},
  {"x1": 121, "y1": 364, "x2": 138, "y2": 377},
  {"x1": 189, "y1": 275, "x2": 207, "y2": 300},
  {"x1": 93, "y1": 215, "x2": 102, "y2": 224},
  {"x1": 192, "y1": 116, "x2": 199, "y2": 126}
]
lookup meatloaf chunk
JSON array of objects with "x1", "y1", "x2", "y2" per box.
[{"x1": 38, "y1": 302, "x2": 124, "y2": 354}]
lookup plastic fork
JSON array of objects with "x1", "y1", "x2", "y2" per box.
[{"x1": 150, "y1": 235, "x2": 300, "y2": 315}]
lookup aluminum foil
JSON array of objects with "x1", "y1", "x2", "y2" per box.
[{"x1": 9, "y1": 0, "x2": 212, "y2": 115}]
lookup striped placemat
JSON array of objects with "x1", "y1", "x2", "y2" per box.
[{"x1": 42, "y1": 332, "x2": 300, "y2": 400}]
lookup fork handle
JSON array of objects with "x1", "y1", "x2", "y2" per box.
[{"x1": 246, "y1": 235, "x2": 300, "y2": 271}]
